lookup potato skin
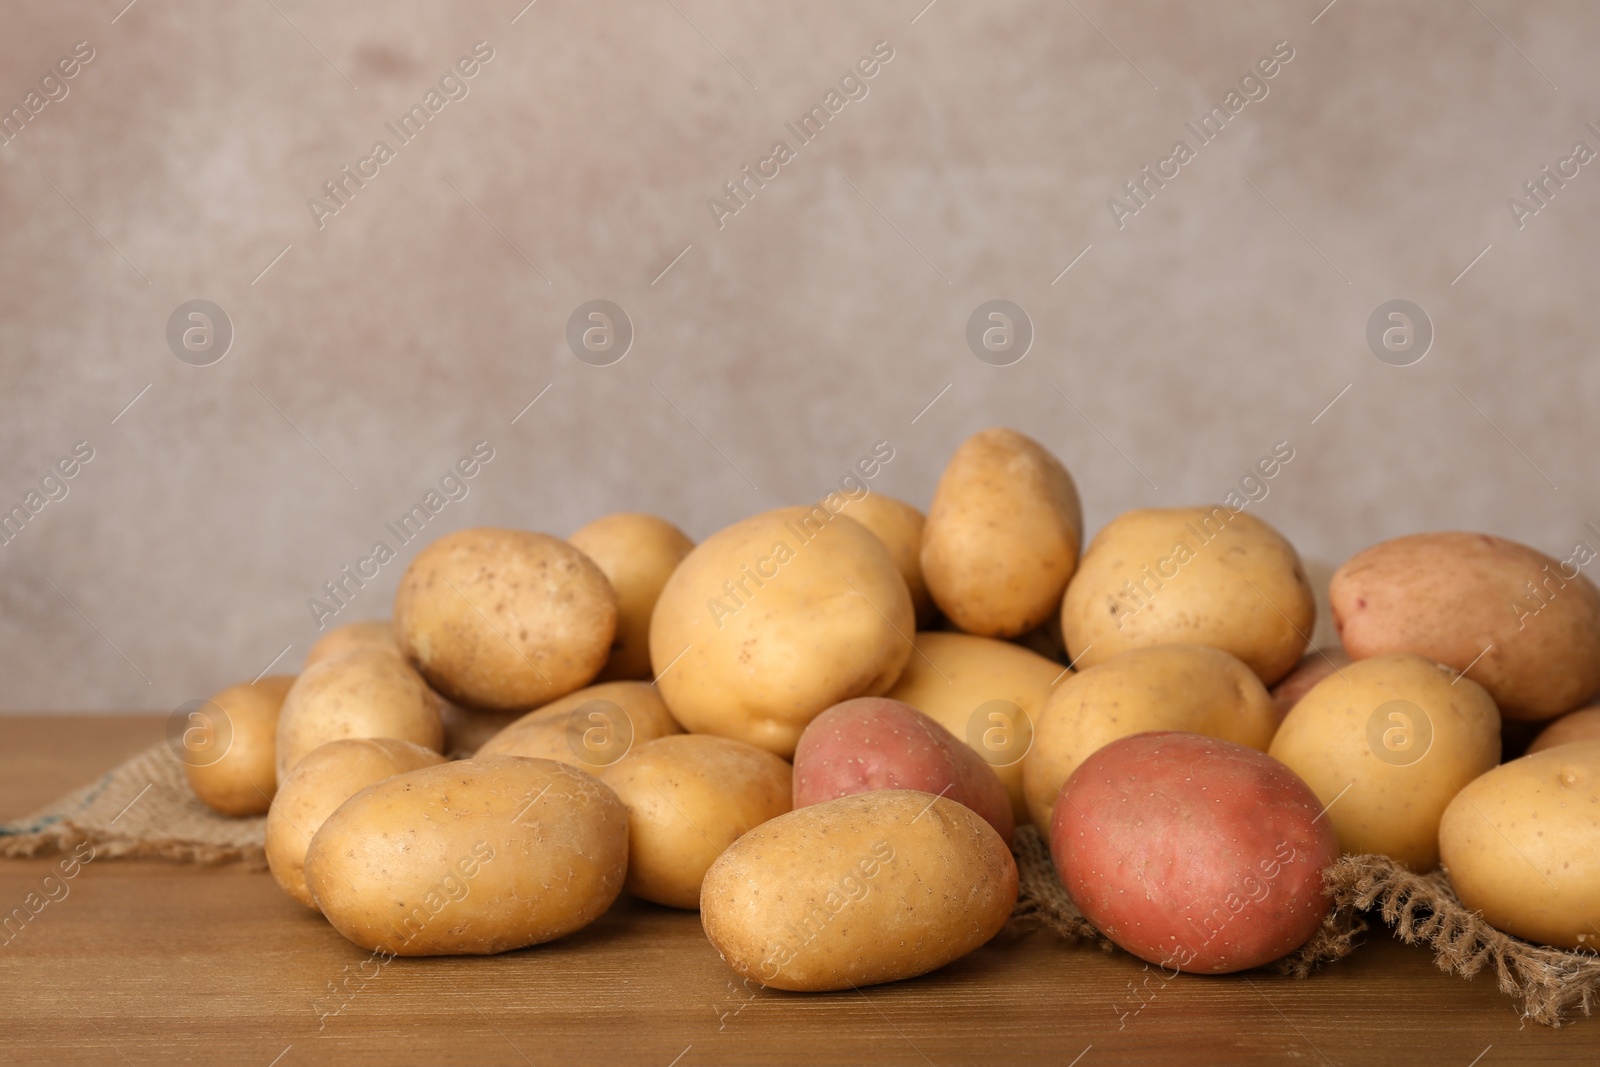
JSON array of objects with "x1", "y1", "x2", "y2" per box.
[
  {"x1": 1528, "y1": 705, "x2": 1600, "y2": 755},
  {"x1": 568, "y1": 513, "x2": 695, "y2": 682},
  {"x1": 793, "y1": 697, "x2": 1014, "y2": 844},
  {"x1": 265, "y1": 738, "x2": 446, "y2": 909},
  {"x1": 183, "y1": 675, "x2": 295, "y2": 817},
  {"x1": 1061, "y1": 506, "x2": 1313, "y2": 685},
  {"x1": 1270, "y1": 648, "x2": 1351, "y2": 722},
  {"x1": 700, "y1": 790, "x2": 1017, "y2": 991},
  {"x1": 274, "y1": 648, "x2": 443, "y2": 780},
  {"x1": 1439, "y1": 741, "x2": 1600, "y2": 950},
  {"x1": 649, "y1": 506, "x2": 914, "y2": 758},
  {"x1": 1268, "y1": 653, "x2": 1501, "y2": 871},
  {"x1": 393, "y1": 527, "x2": 618, "y2": 712},
  {"x1": 599, "y1": 735, "x2": 792, "y2": 909},
  {"x1": 1023, "y1": 645, "x2": 1277, "y2": 835},
  {"x1": 1052, "y1": 732, "x2": 1338, "y2": 974},
  {"x1": 304, "y1": 620, "x2": 399, "y2": 671},
  {"x1": 839, "y1": 494, "x2": 936, "y2": 628},
  {"x1": 305, "y1": 756, "x2": 629, "y2": 956},
  {"x1": 1331, "y1": 532, "x2": 1600, "y2": 722},
  {"x1": 921, "y1": 428, "x2": 1082, "y2": 638},
  {"x1": 476, "y1": 680, "x2": 683, "y2": 771}
]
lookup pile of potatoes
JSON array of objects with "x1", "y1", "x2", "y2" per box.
[{"x1": 179, "y1": 428, "x2": 1600, "y2": 991}]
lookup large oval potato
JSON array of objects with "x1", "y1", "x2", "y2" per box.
[
  {"x1": 701, "y1": 790, "x2": 1017, "y2": 991},
  {"x1": 476, "y1": 680, "x2": 683, "y2": 771},
  {"x1": 1268, "y1": 653, "x2": 1501, "y2": 870},
  {"x1": 599, "y1": 734, "x2": 792, "y2": 909},
  {"x1": 305, "y1": 756, "x2": 629, "y2": 956},
  {"x1": 304, "y1": 620, "x2": 399, "y2": 670},
  {"x1": 274, "y1": 648, "x2": 443, "y2": 780},
  {"x1": 1052, "y1": 732, "x2": 1338, "y2": 974},
  {"x1": 1439, "y1": 741, "x2": 1600, "y2": 950},
  {"x1": 1062, "y1": 506, "x2": 1313, "y2": 685},
  {"x1": 921, "y1": 428, "x2": 1082, "y2": 638},
  {"x1": 569, "y1": 512, "x2": 695, "y2": 682},
  {"x1": 1331, "y1": 532, "x2": 1600, "y2": 721},
  {"x1": 649, "y1": 506, "x2": 914, "y2": 758},
  {"x1": 840, "y1": 494, "x2": 936, "y2": 628},
  {"x1": 393, "y1": 527, "x2": 618, "y2": 711},
  {"x1": 265, "y1": 738, "x2": 446, "y2": 909},
  {"x1": 884, "y1": 631, "x2": 1061, "y2": 824},
  {"x1": 1023, "y1": 644, "x2": 1277, "y2": 834},
  {"x1": 1528, "y1": 705, "x2": 1600, "y2": 755},
  {"x1": 181, "y1": 675, "x2": 295, "y2": 816},
  {"x1": 793, "y1": 697, "x2": 1014, "y2": 844}
]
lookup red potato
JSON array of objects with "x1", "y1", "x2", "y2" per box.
[
  {"x1": 792, "y1": 697, "x2": 1015, "y2": 845},
  {"x1": 1051, "y1": 731, "x2": 1337, "y2": 974},
  {"x1": 1268, "y1": 647, "x2": 1351, "y2": 723}
]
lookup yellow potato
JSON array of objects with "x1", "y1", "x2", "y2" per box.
[
  {"x1": 439, "y1": 703, "x2": 522, "y2": 757},
  {"x1": 1439, "y1": 741, "x2": 1600, "y2": 950},
  {"x1": 883, "y1": 631, "x2": 1062, "y2": 824},
  {"x1": 1023, "y1": 644, "x2": 1277, "y2": 834},
  {"x1": 701, "y1": 790, "x2": 1017, "y2": 991},
  {"x1": 649, "y1": 506, "x2": 914, "y2": 758},
  {"x1": 921, "y1": 428, "x2": 1082, "y2": 637},
  {"x1": 600, "y1": 734, "x2": 792, "y2": 909},
  {"x1": 304, "y1": 620, "x2": 398, "y2": 670},
  {"x1": 305, "y1": 756, "x2": 629, "y2": 956},
  {"x1": 475, "y1": 680, "x2": 684, "y2": 771},
  {"x1": 1062, "y1": 506, "x2": 1313, "y2": 685},
  {"x1": 1268, "y1": 654, "x2": 1501, "y2": 870},
  {"x1": 274, "y1": 648, "x2": 443, "y2": 780},
  {"x1": 265, "y1": 738, "x2": 446, "y2": 909},
  {"x1": 1528, "y1": 705, "x2": 1600, "y2": 755},
  {"x1": 569, "y1": 513, "x2": 695, "y2": 682},
  {"x1": 839, "y1": 493, "x2": 936, "y2": 628},
  {"x1": 393, "y1": 527, "x2": 618, "y2": 711},
  {"x1": 181, "y1": 675, "x2": 295, "y2": 817}
]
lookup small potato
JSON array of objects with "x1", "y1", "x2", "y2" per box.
[
  {"x1": 838, "y1": 494, "x2": 936, "y2": 627},
  {"x1": 921, "y1": 428, "x2": 1082, "y2": 637},
  {"x1": 265, "y1": 738, "x2": 446, "y2": 909},
  {"x1": 1439, "y1": 741, "x2": 1600, "y2": 950},
  {"x1": 649, "y1": 506, "x2": 914, "y2": 757},
  {"x1": 1024, "y1": 645, "x2": 1277, "y2": 835},
  {"x1": 701, "y1": 790, "x2": 1017, "y2": 991},
  {"x1": 883, "y1": 631, "x2": 1061, "y2": 825},
  {"x1": 599, "y1": 735, "x2": 792, "y2": 909},
  {"x1": 1528, "y1": 705, "x2": 1600, "y2": 755},
  {"x1": 1270, "y1": 648, "x2": 1352, "y2": 722},
  {"x1": 569, "y1": 512, "x2": 695, "y2": 682},
  {"x1": 793, "y1": 697, "x2": 1013, "y2": 844},
  {"x1": 275, "y1": 648, "x2": 443, "y2": 780},
  {"x1": 182, "y1": 675, "x2": 295, "y2": 817},
  {"x1": 1331, "y1": 532, "x2": 1600, "y2": 721},
  {"x1": 1268, "y1": 653, "x2": 1501, "y2": 870},
  {"x1": 393, "y1": 527, "x2": 618, "y2": 711},
  {"x1": 1062, "y1": 506, "x2": 1313, "y2": 686},
  {"x1": 304, "y1": 620, "x2": 399, "y2": 670},
  {"x1": 306, "y1": 756, "x2": 629, "y2": 956},
  {"x1": 476, "y1": 680, "x2": 683, "y2": 771},
  {"x1": 1052, "y1": 732, "x2": 1338, "y2": 974}
]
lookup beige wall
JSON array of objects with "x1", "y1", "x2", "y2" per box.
[{"x1": 1, "y1": 1, "x2": 1596, "y2": 711}]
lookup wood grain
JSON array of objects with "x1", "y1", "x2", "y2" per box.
[{"x1": 0, "y1": 715, "x2": 1594, "y2": 1066}]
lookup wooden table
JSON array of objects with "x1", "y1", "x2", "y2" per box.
[{"x1": 2, "y1": 716, "x2": 1595, "y2": 1066}]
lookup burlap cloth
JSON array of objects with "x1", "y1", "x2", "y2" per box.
[{"x1": 4, "y1": 744, "x2": 1596, "y2": 1025}]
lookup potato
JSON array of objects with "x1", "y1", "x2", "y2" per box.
[
  {"x1": 1062, "y1": 506, "x2": 1313, "y2": 686},
  {"x1": 1268, "y1": 653, "x2": 1501, "y2": 870},
  {"x1": 304, "y1": 620, "x2": 399, "y2": 670},
  {"x1": 649, "y1": 506, "x2": 914, "y2": 757},
  {"x1": 393, "y1": 527, "x2": 618, "y2": 711},
  {"x1": 883, "y1": 631, "x2": 1061, "y2": 824},
  {"x1": 1528, "y1": 705, "x2": 1600, "y2": 755},
  {"x1": 793, "y1": 697, "x2": 1014, "y2": 844},
  {"x1": 1439, "y1": 741, "x2": 1600, "y2": 950},
  {"x1": 476, "y1": 680, "x2": 683, "y2": 771},
  {"x1": 305, "y1": 756, "x2": 629, "y2": 956},
  {"x1": 275, "y1": 648, "x2": 443, "y2": 780},
  {"x1": 838, "y1": 494, "x2": 935, "y2": 627},
  {"x1": 1023, "y1": 645, "x2": 1277, "y2": 834},
  {"x1": 1270, "y1": 647, "x2": 1352, "y2": 722},
  {"x1": 1331, "y1": 532, "x2": 1600, "y2": 721},
  {"x1": 568, "y1": 512, "x2": 695, "y2": 682},
  {"x1": 1052, "y1": 732, "x2": 1338, "y2": 974},
  {"x1": 265, "y1": 738, "x2": 446, "y2": 909},
  {"x1": 599, "y1": 735, "x2": 791, "y2": 909},
  {"x1": 181, "y1": 675, "x2": 295, "y2": 816},
  {"x1": 701, "y1": 790, "x2": 1017, "y2": 991},
  {"x1": 921, "y1": 428, "x2": 1082, "y2": 637},
  {"x1": 439, "y1": 703, "x2": 522, "y2": 757}
]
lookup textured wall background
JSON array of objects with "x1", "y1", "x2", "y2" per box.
[{"x1": 1, "y1": 1, "x2": 1596, "y2": 712}]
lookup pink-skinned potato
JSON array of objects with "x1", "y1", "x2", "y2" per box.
[
  {"x1": 792, "y1": 697, "x2": 1014, "y2": 844},
  {"x1": 1051, "y1": 731, "x2": 1338, "y2": 974}
]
